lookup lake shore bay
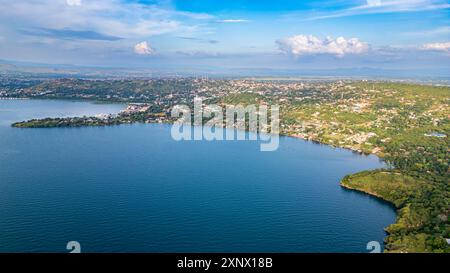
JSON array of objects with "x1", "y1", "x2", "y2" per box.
[{"x1": 6, "y1": 80, "x2": 449, "y2": 253}]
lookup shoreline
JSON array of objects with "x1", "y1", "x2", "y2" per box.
[
  {"x1": 340, "y1": 182, "x2": 394, "y2": 207},
  {"x1": 340, "y1": 178, "x2": 396, "y2": 247},
  {"x1": 0, "y1": 97, "x2": 29, "y2": 100}
]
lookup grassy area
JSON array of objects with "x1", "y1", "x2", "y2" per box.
[{"x1": 218, "y1": 92, "x2": 268, "y2": 105}]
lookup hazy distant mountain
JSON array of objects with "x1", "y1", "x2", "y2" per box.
[{"x1": 0, "y1": 59, "x2": 448, "y2": 81}]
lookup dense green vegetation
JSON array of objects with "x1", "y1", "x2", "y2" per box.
[
  {"x1": 20, "y1": 78, "x2": 195, "y2": 102},
  {"x1": 342, "y1": 170, "x2": 449, "y2": 253},
  {"x1": 12, "y1": 111, "x2": 165, "y2": 128}
]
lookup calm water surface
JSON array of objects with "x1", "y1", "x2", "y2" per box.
[{"x1": 0, "y1": 99, "x2": 396, "y2": 252}]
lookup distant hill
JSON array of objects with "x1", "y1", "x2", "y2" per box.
[{"x1": 0, "y1": 59, "x2": 449, "y2": 81}]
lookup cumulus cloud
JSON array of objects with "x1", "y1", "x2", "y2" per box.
[
  {"x1": 134, "y1": 41, "x2": 155, "y2": 55},
  {"x1": 277, "y1": 35, "x2": 369, "y2": 57},
  {"x1": 66, "y1": 0, "x2": 81, "y2": 6},
  {"x1": 421, "y1": 42, "x2": 450, "y2": 52}
]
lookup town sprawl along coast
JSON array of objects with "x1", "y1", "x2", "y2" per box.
[{"x1": 3, "y1": 78, "x2": 449, "y2": 252}]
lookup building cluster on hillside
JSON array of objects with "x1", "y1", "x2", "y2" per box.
[{"x1": 120, "y1": 103, "x2": 151, "y2": 115}]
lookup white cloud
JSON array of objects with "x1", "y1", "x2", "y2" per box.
[
  {"x1": 134, "y1": 41, "x2": 155, "y2": 55},
  {"x1": 367, "y1": 0, "x2": 382, "y2": 7},
  {"x1": 217, "y1": 19, "x2": 250, "y2": 23},
  {"x1": 421, "y1": 42, "x2": 450, "y2": 52},
  {"x1": 305, "y1": 0, "x2": 450, "y2": 21},
  {"x1": 277, "y1": 35, "x2": 369, "y2": 57},
  {"x1": 66, "y1": 0, "x2": 81, "y2": 6},
  {"x1": 0, "y1": 0, "x2": 210, "y2": 39}
]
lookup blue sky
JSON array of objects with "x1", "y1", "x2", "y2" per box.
[{"x1": 0, "y1": 0, "x2": 448, "y2": 73}]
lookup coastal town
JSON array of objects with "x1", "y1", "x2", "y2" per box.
[{"x1": 6, "y1": 78, "x2": 448, "y2": 155}]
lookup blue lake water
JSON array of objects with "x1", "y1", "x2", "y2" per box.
[{"x1": 0, "y1": 99, "x2": 396, "y2": 253}]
